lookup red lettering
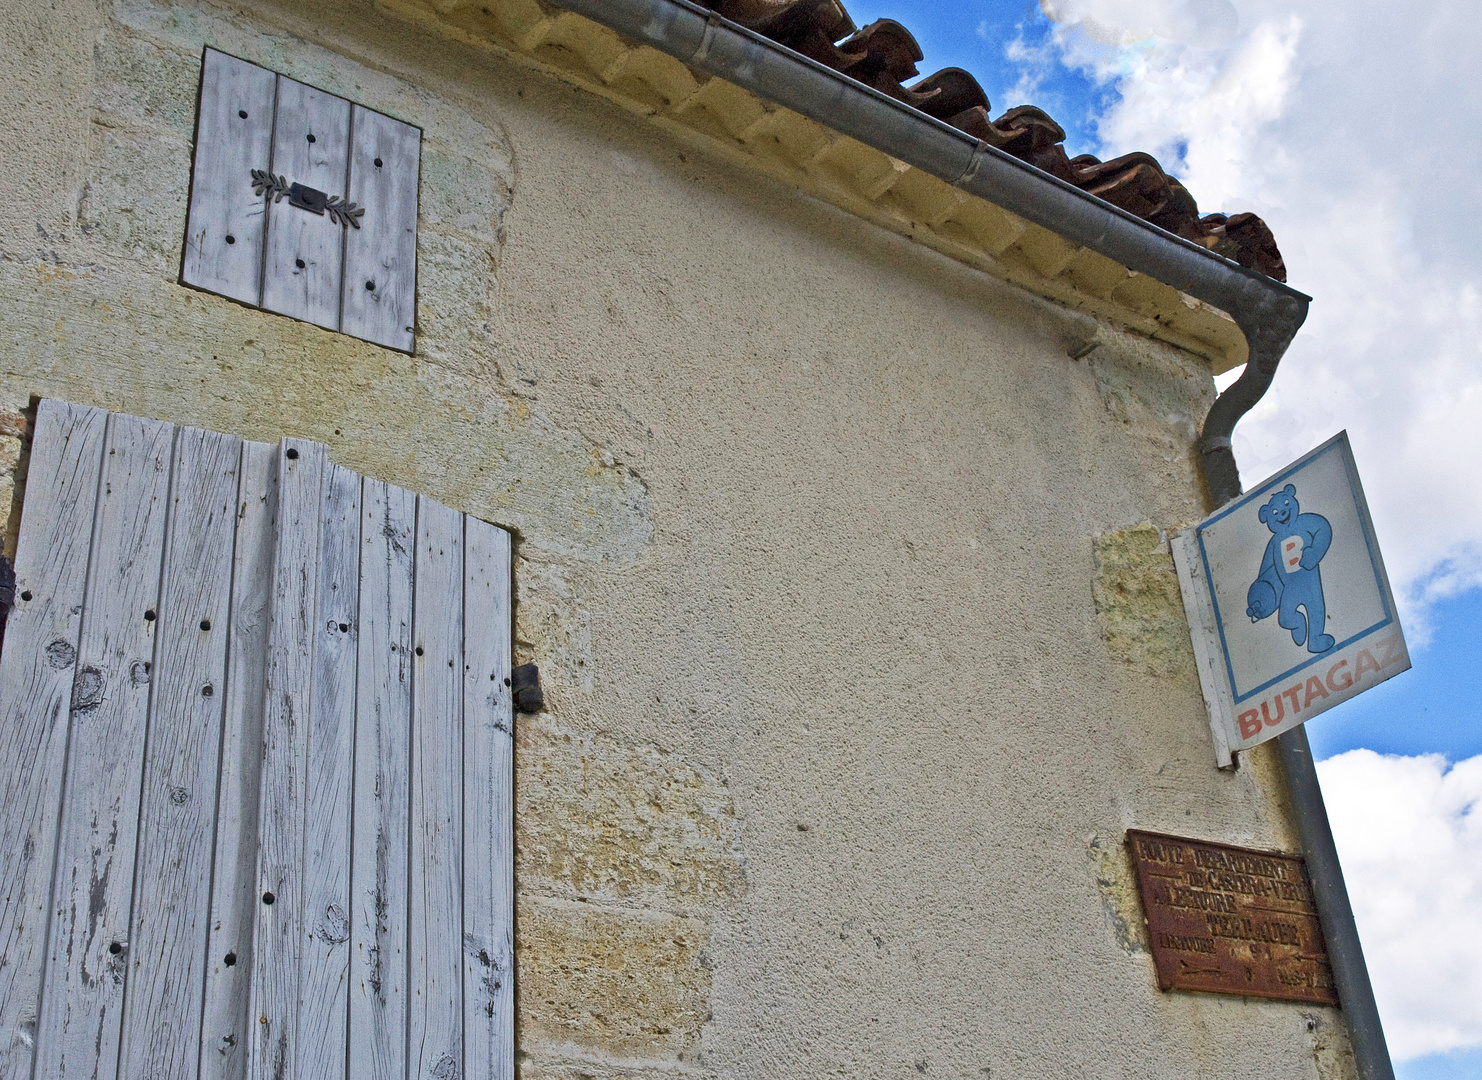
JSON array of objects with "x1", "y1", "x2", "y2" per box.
[
  {"x1": 1379, "y1": 635, "x2": 1400, "y2": 667},
  {"x1": 1354, "y1": 649, "x2": 1381, "y2": 680},
  {"x1": 1303, "y1": 676, "x2": 1330, "y2": 708},
  {"x1": 1282, "y1": 686, "x2": 1304, "y2": 714},
  {"x1": 1326, "y1": 660, "x2": 1352, "y2": 691},
  {"x1": 1262, "y1": 696, "x2": 1286, "y2": 727},
  {"x1": 1238, "y1": 710, "x2": 1262, "y2": 738}
]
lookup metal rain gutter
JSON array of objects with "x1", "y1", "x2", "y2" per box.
[
  {"x1": 549, "y1": 0, "x2": 1309, "y2": 462},
  {"x1": 539, "y1": 0, "x2": 1389, "y2": 1074}
]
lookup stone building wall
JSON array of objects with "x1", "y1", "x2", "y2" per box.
[{"x1": 0, "y1": 0, "x2": 1354, "y2": 1076}]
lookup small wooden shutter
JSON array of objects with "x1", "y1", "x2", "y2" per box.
[
  {"x1": 0, "y1": 400, "x2": 513, "y2": 1080},
  {"x1": 182, "y1": 48, "x2": 421, "y2": 353}
]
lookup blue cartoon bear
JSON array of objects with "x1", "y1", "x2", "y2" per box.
[{"x1": 1245, "y1": 484, "x2": 1335, "y2": 653}]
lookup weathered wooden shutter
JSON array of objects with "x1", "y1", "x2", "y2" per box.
[
  {"x1": 0, "y1": 400, "x2": 513, "y2": 1080},
  {"x1": 181, "y1": 48, "x2": 421, "y2": 353}
]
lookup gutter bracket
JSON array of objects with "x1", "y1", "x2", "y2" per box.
[
  {"x1": 953, "y1": 141, "x2": 990, "y2": 188},
  {"x1": 691, "y1": 12, "x2": 723, "y2": 64}
]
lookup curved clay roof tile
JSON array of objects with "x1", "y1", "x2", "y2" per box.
[
  {"x1": 838, "y1": 19, "x2": 925, "y2": 78},
  {"x1": 700, "y1": 0, "x2": 1288, "y2": 280},
  {"x1": 907, "y1": 67, "x2": 991, "y2": 121}
]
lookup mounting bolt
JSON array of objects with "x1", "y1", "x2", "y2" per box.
[{"x1": 511, "y1": 663, "x2": 543, "y2": 713}]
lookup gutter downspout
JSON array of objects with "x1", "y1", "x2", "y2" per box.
[
  {"x1": 1203, "y1": 345, "x2": 1396, "y2": 1080},
  {"x1": 539, "y1": 0, "x2": 1393, "y2": 1073}
]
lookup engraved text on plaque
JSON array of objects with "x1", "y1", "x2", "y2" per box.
[{"x1": 1127, "y1": 829, "x2": 1338, "y2": 1005}]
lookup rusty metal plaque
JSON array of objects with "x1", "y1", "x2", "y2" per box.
[{"x1": 1127, "y1": 830, "x2": 1338, "y2": 1005}]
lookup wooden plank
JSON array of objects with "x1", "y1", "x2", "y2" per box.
[
  {"x1": 340, "y1": 106, "x2": 421, "y2": 353},
  {"x1": 409, "y1": 497, "x2": 464, "y2": 1080},
  {"x1": 200, "y1": 440, "x2": 280, "y2": 1080},
  {"x1": 182, "y1": 49, "x2": 277, "y2": 306},
  {"x1": 349, "y1": 480, "x2": 416, "y2": 1080},
  {"x1": 261, "y1": 78, "x2": 352, "y2": 331},
  {"x1": 0, "y1": 401, "x2": 109, "y2": 1080},
  {"x1": 247, "y1": 439, "x2": 326, "y2": 1080},
  {"x1": 297, "y1": 465, "x2": 361, "y2": 1080},
  {"x1": 462, "y1": 518, "x2": 514, "y2": 1080},
  {"x1": 33, "y1": 412, "x2": 176, "y2": 1079},
  {"x1": 118, "y1": 426, "x2": 242, "y2": 1080}
]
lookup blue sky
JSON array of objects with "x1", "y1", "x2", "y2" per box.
[
  {"x1": 1308, "y1": 589, "x2": 1482, "y2": 762},
  {"x1": 845, "y1": 0, "x2": 1113, "y2": 152},
  {"x1": 858, "y1": 0, "x2": 1482, "y2": 1071}
]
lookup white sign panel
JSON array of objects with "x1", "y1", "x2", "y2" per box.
[{"x1": 1172, "y1": 432, "x2": 1409, "y2": 766}]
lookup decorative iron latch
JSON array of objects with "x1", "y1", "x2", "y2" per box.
[{"x1": 250, "y1": 169, "x2": 364, "y2": 228}]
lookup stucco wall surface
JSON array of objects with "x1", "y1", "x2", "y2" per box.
[{"x1": 0, "y1": 0, "x2": 1354, "y2": 1077}]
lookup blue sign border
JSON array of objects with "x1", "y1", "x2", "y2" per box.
[{"x1": 1195, "y1": 432, "x2": 1394, "y2": 703}]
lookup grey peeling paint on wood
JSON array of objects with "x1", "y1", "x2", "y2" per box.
[
  {"x1": 342, "y1": 106, "x2": 421, "y2": 352},
  {"x1": 349, "y1": 480, "x2": 415, "y2": 1080},
  {"x1": 183, "y1": 49, "x2": 421, "y2": 352},
  {"x1": 0, "y1": 401, "x2": 109, "y2": 1080},
  {"x1": 297, "y1": 464, "x2": 360, "y2": 1080},
  {"x1": 462, "y1": 519, "x2": 514, "y2": 1080},
  {"x1": 410, "y1": 498, "x2": 464, "y2": 1080},
  {"x1": 261, "y1": 80, "x2": 352, "y2": 332},
  {"x1": 34, "y1": 411, "x2": 174, "y2": 1080},
  {"x1": 119, "y1": 426, "x2": 242, "y2": 1080},
  {"x1": 200, "y1": 440, "x2": 279, "y2": 1080},
  {"x1": 182, "y1": 49, "x2": 276, "y2": 307},
  {"x1": 248, "y1": 436, "x2": 324, "y2": 1080},
  {"x1": 0, "y1": 401, "x2": 512, "y2": 1080}
]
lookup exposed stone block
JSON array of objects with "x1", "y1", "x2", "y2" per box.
[
  {"x1": 411, "y1": 226, "x2": 499, "y2": 374},
  {"x1": 0, "y1": 411, "x2": 27, "y2": 439},
  {"x1": 1308, "y1": 1008, "x2": 1360, "y2": 1080},
  {"x1": 92, "y1": 26, "x2": 202, "y2": 139},
  {"x1": 520, "y1": 1065, "x2": 703, "y2": 1080},
  {"x1": 517, "y1": 715, "x2": 744, "y2": 909},
  {"x1": 517, "y1": 895, "x2": 712, "y2": 1058},
  {"x1": 1087, "y1": 833, "x2": 1149, "y2": 955},
  {"x1": 418, "y1": 145, "x2": 512, "y2": 243},
  {"x1": 1092, "y1": 521, "x2": 1196, "y2": 679},
  {"x1": 0, "y1": 419, "x2": 25, "y2": 560},
  {"x1": 78, "y1": 123, "x2": 192, "y2": 273}
]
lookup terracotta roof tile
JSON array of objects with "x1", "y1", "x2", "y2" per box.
[{"x1": 698, "y1": 0, "x2": 1286, "y2": 281}]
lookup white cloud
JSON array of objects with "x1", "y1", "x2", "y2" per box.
[
  {"x1": 1032, "y1": 7, "x2": 1482, "y2": 1057},
  {"x1": 1040, "y1": 0, "x2": 1237, "y2": 48},
  {"x1": 1037, "y1": 0, "x2": 1482, "y2": 627},
  {"x1": 1002, "y1": 30, "x2": 1057, "y2": 106},
  {"x1": 1089, "y1": 16, "x2": 1302, "y2": 206},
  {"x1": 1316, "y1": 751, "x2": 1482, "y2": 1059}
]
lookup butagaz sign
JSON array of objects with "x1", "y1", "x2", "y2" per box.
[{"x1": 1172, "y1": 433, "x2": 1409, "y2": 765}]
